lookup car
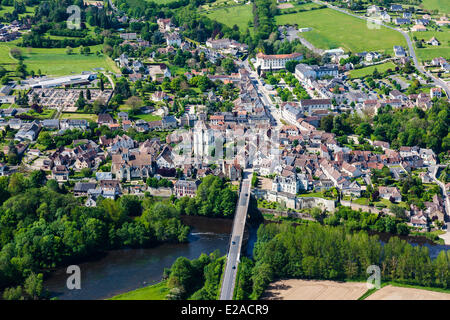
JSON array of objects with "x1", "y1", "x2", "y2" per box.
[
  {"x1": 232, "y1": 240, "x2": 236, "y2": 245},
  {"x1": 245, "y1": 193, "x2": 248, "y2": 196},
  {"x1": 232, "y1": 265, "x2": 236, "y2": 269}
]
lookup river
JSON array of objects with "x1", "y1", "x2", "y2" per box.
[
  {"x1": 43, "y1": 216, "x2": 239, "y2": 300},
  {"x1": 44, "y1": 215, "x2": 448, "y2": 300}
]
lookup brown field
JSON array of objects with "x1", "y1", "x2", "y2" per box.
[
  {"x1": 263, "y1": 280, "x2": 450, "y2": 300},
  {"x1": 277, "y1": 3, "x2": 294, "y2": 9},
  {"x1": 263, "y1": 279, "x2": 368, "y2": 300},
  {"x1": 366, "y1": 285, "x2": 450, "y2": 300}
]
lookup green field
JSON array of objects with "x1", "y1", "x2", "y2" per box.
[
  {"x1": 275, "y1": 8, "x2": 407, "y2": 54},
  {"x1": 0, "y1": 42, "x2": 119, "y2": 76},
  {"x1": 349, "y1": 61, "x2": 397, "y2": 78},
  {"x1": 61, "y1": 113, "x2": 98, "y2": 122},
  {"x1": 109, "y1": 281, "x2": 169, "y2": 300},
  {"x1": 202, "y1": 4, "x2": 253, "y2": 32},
  {"x1": 411, "y1": 31, "x2": 450, "y2": 61},
  {"x1": 133, "y1": 114, "x2": 162, "y2": 121},
  {"x1": 421, "y1": 0, "x2": 450, "y2": 14}
]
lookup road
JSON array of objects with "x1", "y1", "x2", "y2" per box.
[
  {"x1": 429, "y1": 165, "x2": 450, "y2": 218},
  {"x1": 313, "y1": 0, "x2": 450, "y2": 97},
  {"x1": 240, "y1": 59, "x2": 283, "y2": 129},
  {"x1": 220, "y1": 170, "x2": 252, "y2": 300}
]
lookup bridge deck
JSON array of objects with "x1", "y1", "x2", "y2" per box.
[{"x1": 220, "y1": 172, "x2": 252, "y2": 300}]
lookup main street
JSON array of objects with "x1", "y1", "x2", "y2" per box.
[
  {"x1": 312, "y1": 0, "x2": 450, "y2": 97},
  {"x1": 220, "y1": 170, "x2": 252, "y2": 300},
  {"x1": 240, "y1": 59, "x2": 284, "y2": 129}
]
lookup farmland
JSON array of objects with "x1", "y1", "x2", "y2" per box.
[
  {"x1": 60, "y1": 112, "x2": 98, "y2": 122},
  {"x1": 202, "y1": 3, "x2": 253, "y2": 32},
  {"x1": 421, "y1": 0, "x2": 450, "y2": 14},
  {"x1": 0, "y1": 42, "x2": 119, "y2": 77},
  {"x1": 349, "y1": 61, "x2": 397, "y2": 79},
  {"x1": 275, "y1": 8, "x2": 407, "y2": 54},
  {"x1": 411, "y1": 30, "x2": 450, "y2": 61}
]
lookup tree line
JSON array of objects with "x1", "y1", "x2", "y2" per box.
[
  {"x1": 0, "y1": 172, "x2": 189, "y2": 299},
  {"x1": 234, "y1": 222, "x2": 450, "y2": 299}
]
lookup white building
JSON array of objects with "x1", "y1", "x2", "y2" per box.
[
  {"x1": 281, "y1": 103, "x2": 302, "y2": 125},
  {"x1": 255, "y1": 52, "x2": 303, "y2": 70},
  {"x1": 295, "y1": 64, "x2": 338, "y2": 81},
  {"x1": 272, "y1": 173, "x2": 308, "y2": 195},
  {"x1": 299, "y1": 99, "x2": 332, "y2": 113}
]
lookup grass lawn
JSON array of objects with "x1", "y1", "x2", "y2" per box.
[
  {"x1": 132, "y1": 114, "x2": 162, "y2": 121},
  {"x1": 109, "y1": 281, "x2": 169, "y2": 300},
  {"x1": 0, "y1": 42, "x2": 119, "y2": 76},
  {"x1": 202, "y1": 4, "x2": 253, "y2": 32},
  {"x1": 24, "y1": 109, "x2": 56, "y2": 120},
  {"x1": 349, "y1": 62, "x2": 397, "y2": 79},
  {"x1": 275, "y1": 8, "x2": 406, "y2": 54},
  {"x1": 421, "y1": 0, "x2": 450, "y2": 14},
  {"x1": 60, "y1": 112, "x2": 98, "y2": 122},
  {"x1": 411, "y1": 30, "x2": 450, "y2": 62},
  {"x1": 298, "y1": 191, "x2": 335, "y2": 200}
]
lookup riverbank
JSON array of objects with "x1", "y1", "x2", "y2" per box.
[
  {"x1": 43, "y1": 216, "x2": 232, "y2": 300},
  {"x1": 109, "y1": 281, "x2": 169, "y2": 300}
]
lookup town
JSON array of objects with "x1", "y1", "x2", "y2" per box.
[{"x1": 0, "y1": 0, "x2": 449, "y2": 303}]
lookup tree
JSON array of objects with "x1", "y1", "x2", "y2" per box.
[
  {"x1": 3, "y1": 286, "x2": 24, "y2": 300},
  {"x1": 66, "y1": 46, "x2": 73, "y2": 55},
  {"x1": 81, "y1": 167, "x2": 92, "y2": 177},
  {"x1": 285, "y1": 60, "x2": 298, "y2": 73},
  {"x1": 24, "y1": 273, "x2": 44, "y2": 300}
]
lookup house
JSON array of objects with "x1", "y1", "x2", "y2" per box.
[
  {"x1": 52, "y1": 165, "x2": 69, "y2": 182},
  {"x1": 73, "y1": 182, "x2": 97, "y2": 196},
  {"x1": 174, "y1": 180, "x2": 198, "y2": 197},
  {"x1": 410, "y1": 213, "x2": 428, "y2": 228},
  {"x1": 378, "y1": 186, "x2": 402, "y2": 202},
  {"x1": 427, "y1": 37, "x2": 440, "y2": 46},
  {"x1": 411, "y1": 24, "x2": 427, "y2": 32},
  {"x1": 148, "y1": 64, "x2": 171, "y2": 81},
  {"x1": 15, "y1": 122, "x2": 40, "y2": 141},
  {"x1": 97, "y1": 113, "x2": 114, "y2": 126},
  {"x1": 403, "y1": 12, "x2": 412, "y2": 19},
  {"x1": 394, "y1": 18, "x2": 410, "y2": 25},
  {"x1": 162, "y1": 115, "x2": 177, "y2": 129},
  {"x1": 166, "y1": 32, "x2": 182, "y2": 46},
  {"x1": 118, "y1": 53, "x2": 129, "y2": 68},
  {"x1": 96, "y1": 172, "x2": 113, "y2": 181},
  {"x1": 255, "y1": 52, "x2": 303, "y2": 70},
  {"x1": 393, "y1": 46, "x2": 407, "y2": 57},
  {"x1": 157, "y1": 18, "x2": 173, "y2": 32},
  {"x1": 365, "y1": 51, "x2": 381, "y2": 62},
  {"x1": 380, "y1": 11, "x2": 391, "y2": 22},
  {"x1": 272, "y1": 173, "x2": 307, "y2": 195},
  {"x1": 367, "y1": 5, "x2": 380, "y2": 15},
  {"x1": 0, "y1": 85, "x2": 12, "y2": 96},
  {"x1": 42, "y1": 119, "x2": 60, "y2": 130},
  {"x1": 436, "y1": 19, "x2": 450, "y2": 27},
  {"x1": 119, "y1": 33, "x2": 137, "y2": 40},
  {"x1": 390, "y1": 4, "x2": 403, "y2": 11},
  {"x1": 389, "y1": 89, "x2": 407, "y2": 101},
  {"x1": 430, "y1": 87, "x2": 442, "y2": 99},
  {"x1": 60, "y1": 119, "x2": 88, "y2": 131},
  {"x1": 152, "y1": 91, "x2": 168, "y2": 102},
  {"x1": 416, "y1": 19, "x2": 429, "y2": 26},
  {"x1": 118, "y1": 111, "x2": 129, "y2": 121}
]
